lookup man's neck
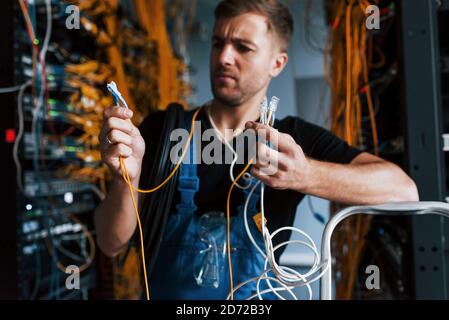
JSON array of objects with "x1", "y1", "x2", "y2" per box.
[{"x1": 208, "y1": 94, "x2": 264, "y2": 141}]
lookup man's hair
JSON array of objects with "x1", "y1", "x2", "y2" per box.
[{"x1": 214, "y1": 0, "x2": 294, "y2": 52}]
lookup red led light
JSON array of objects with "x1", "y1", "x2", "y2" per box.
[{"x1": 5, "y1": 129, "x2": 16, "y2": 143}]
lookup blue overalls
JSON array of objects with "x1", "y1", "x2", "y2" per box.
[{"x1": 149, "y1": 109, "x2": 274, "y2": 300}]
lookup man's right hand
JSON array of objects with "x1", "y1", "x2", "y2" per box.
[{"x1": 100, "y1": 106, "x2": 145, "y2": 182}]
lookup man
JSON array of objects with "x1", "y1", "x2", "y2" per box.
[{"x1": 95, "y1": 0, "x2": 419, "y2": 300}]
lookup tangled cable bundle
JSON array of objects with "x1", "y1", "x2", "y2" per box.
[
  {"x1": 221, "y1": 97, "x2": 329, "y2": 300},
  {"x1": 325, "y1": 0, "x2": 379, "y2": 153}
]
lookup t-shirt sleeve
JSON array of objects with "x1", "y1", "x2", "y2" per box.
[{"x1": 281, "y1": 116, "x2": 363, "y2": 164}]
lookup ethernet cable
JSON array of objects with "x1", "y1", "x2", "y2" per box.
[
  {"x1": 209, "y1": 97, "x2": 283, "y2": 299},
  {"x1": 251, "y1": 97, "x2": 329, "y2": 300},
  {"x1": 223, "y1": 96, "x2": 275, "y2": 299},
  {"x1": 226, "y1": 96, "x2": 329, "y2": 300}
]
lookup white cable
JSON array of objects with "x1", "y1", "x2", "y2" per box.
[
  {"x1": 31, "y1": 0, "x2": 52, "y2": 171},
  {"x1": 228, "y1": 96, "x2": 329, "y2": 300},
  {"x1": 206, "y1": 105, "x2": 252, "y2": 189},
  {"x1": 256, "y1": 276, "x2": 297, "y2": 300},
  {"x1": 40, "y1": 0, "x2": 52, "y2": 67},
  {"x1": 13, "y1": 81, "x2": 32, "y2": 194},
  {"x1": 0, "y1": 83, "x2": 30, "y2": 94},
  {"x1": 260, "y1": 179, "x2": 327, "y2": 296},
  {"x1": 259, "y1": 96, "x2": 268, "y2": 125},
  {"x1": 226, "y1": 273, "x2": 296, "y2": 300}
]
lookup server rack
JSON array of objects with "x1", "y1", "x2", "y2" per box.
[{"x1": 401, "y1": 0, "x2": 449, "y2": 299}]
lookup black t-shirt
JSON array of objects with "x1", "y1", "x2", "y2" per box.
[{"x1": 138, "y1": 106, "x2": 362, "y2": 254}]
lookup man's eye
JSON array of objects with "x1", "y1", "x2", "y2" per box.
[
  {"x1": 237, "y1": 44, "x2": 251, "y2": 53},
  {"x1": 212, "y1": 42, "x2": 223, "y2": 49}
]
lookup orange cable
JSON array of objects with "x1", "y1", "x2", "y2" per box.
[
  {"x1": 226, "y1": 160, "x2": 254, "y2": 300},
  {"x1": 121, "y1": 155, "x2": 150, "y2": 300},
  {"x1": 125, "y1": 107, "x2": 201, "y2": 193},
  {"x1": 118, "y1": 107, "x2": 202, "y2": 300},
  {"x1": 345, "y1": 2, "x2": 354, "y2": 144}
]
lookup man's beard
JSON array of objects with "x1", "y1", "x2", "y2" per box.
[
  {"x1": 212, "y1": 89, "x2": 243, "y2": 107},
  {"x1": 211, "y1": 79, "x2": 245, "y2": 107}
]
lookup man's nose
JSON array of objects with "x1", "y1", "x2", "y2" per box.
[{"x1": 218, "y1": 44, "x2": 235, "y2": 66}]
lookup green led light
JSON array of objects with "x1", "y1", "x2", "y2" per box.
[
  {"x1": 47, "y1": 98, "x2": 57, "y2": 105},
  {"x1": 48, "y1": 110, "x2": 60, "y2": 117},
  {"x1": 65, "y1": 146, "x2": 77, "y2": 152},
  {"x1": 64, "y1": 146, "x2": 83, "y2": 153},
  {"x1": 47, "y1": 74, "x2": 55, "y2": 81},
  {"x1": 33, "y1": 38, "x2": 40, "y2": 45}
]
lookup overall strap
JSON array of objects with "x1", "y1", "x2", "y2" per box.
[{"x1": 175, "y1": 109, "x2": 200, "y2": 216}]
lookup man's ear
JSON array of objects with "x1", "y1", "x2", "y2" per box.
[{"x1": 270, "y1": 51, "x2": 288, "y2": 78}]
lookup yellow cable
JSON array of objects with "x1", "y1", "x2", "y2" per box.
[
  {"x1": 118, "y1": 107, "x2": 201, "y2": 300},
  {"x1": 121, "y1": 156, "x2": 150, "y2": 300},
  {"x1": 226, "y1": 160, "x2": 254, "y2": 300},
  {"x1": 126, "y1": 107, "x2": 201, "y2": 193},
  {"x1": 345, "y1": 1, "x2": 354, "y2": 144}
]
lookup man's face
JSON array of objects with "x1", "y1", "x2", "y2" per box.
[{"x1": 210, "y1": 13, "x2": 284, "y2": 106}]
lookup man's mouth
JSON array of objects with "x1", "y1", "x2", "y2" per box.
[{"x1": 215, "y1": 72, "x2": 237, "y2": 82}]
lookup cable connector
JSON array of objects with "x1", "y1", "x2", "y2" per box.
[
  {"x1": 268, "y1": 96, "x2": 280, "y2": 113},
  {"x1": 107, "y1": 81, "x2": 129, "y2": 109},
  {"x1": 259, "y1": 97, "x2": 268, "y2": 124},
  {"x1": 259, "y1": 96, "x2": 268, "y2": 113}
]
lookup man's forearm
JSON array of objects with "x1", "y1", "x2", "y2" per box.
[
  {"x1": 94, "y1": 173, "x2": 139, "y2": 257},
  {"x1": 299, "y1": 158, "x2": 419, "y2": 205}
]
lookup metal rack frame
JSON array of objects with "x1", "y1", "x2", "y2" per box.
[{"x1": 320, "y1": 201, "x2": 449, "y2": 300}]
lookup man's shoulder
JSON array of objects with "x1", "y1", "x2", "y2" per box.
[
  {"x1": 139, "y1": 104, "x2": 193, "y2": 128},
  {"x1": 139, "y1": 109, "x2": 167, "y2": 128},
  {"x1": 137, "y1": 111, "x2": 165, "y2": 148},
  {"x1": 138, "y1": 104, "x2": 205, "y2": 138},
  {"x1": 141, "y1": 104, "x2": 204, "y2": 122}
]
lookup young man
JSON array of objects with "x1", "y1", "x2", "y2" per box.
[{"x1": 95, "y1": 0, "x2": 419, "y2": 299}]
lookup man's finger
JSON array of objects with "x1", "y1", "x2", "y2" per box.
[
  {"x1": 103, "y1": 106, "x2": 133, "y2": 120},
  {"x1": 256, "y1": 142, "x2": 278, "y2": 168},
  {"x1": 106, "y1": 143, "x2": 133, "y2": 159},
  {"x1": 251, "y1": 163, "x2": 279, "y2": 179},
  {"x1": 107, "y1": 129, "x2": 133, "y2": 147},
  {"x1": 245, "y1": 121, "x2": 293, "y2": 154},
  {"x1": 101, "y1": 117, "x2": 135, "y2": 143},
  {"x1": 255, "y1": 142, "x2": 289, "y2": 171}
]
